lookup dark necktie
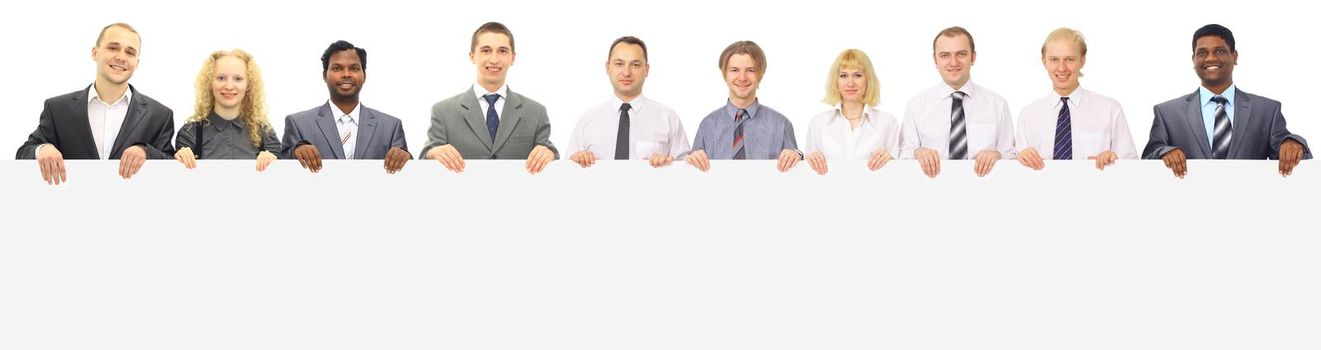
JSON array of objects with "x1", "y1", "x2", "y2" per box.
[
  {"x1": 732, "y1": 109, "x2": 747, "y2": 160},
  {"x1": 949, "y1": 91, "x2": 968, "y2": 159},
  {"x1": 615, "y1": 103, "x2": 631, "y2": 160},
  {"x1": 483, "y1": 94, "x2": 500, "y2": 143},
  {"x1": 1211, "y1": 95, "x2": 1232, "y2": 159},
  {"x1": 1053, "y1": 97, "x2": 1073, "y2": 160}
]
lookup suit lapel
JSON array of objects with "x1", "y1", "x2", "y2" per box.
[
  {"x1": 356, "y1": 107, "x2": 378, "y2": 159},
  {"x1": 316, "y1": 103, "x2": 346, "y2": 159},
  {"x1": 459, "y1": 88, "x2": 494, "y2": 151},
  {"x1": 110, "y1": 87, "x2": 148, "y2": 158},
  {"x1": 1183, "y1": 90, "x2": 1213, "y2": 158},
  {"x1": 1230, "y1": 90, "x2": 1253, "y2": 158},
  {"x1": 69, "y1": 89, "x2": 98, "y2": 159},
  {"x1": 493, "y1": 89, "x2": 524, "y2": 152}
]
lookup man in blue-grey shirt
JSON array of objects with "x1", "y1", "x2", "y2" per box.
[{"x1": 687, "y1": 40, "x2": 801, "y2": 172}]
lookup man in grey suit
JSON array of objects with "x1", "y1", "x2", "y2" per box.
[
  {"x1": 280, "y1": 40, "x2": 411, "y2": 174},
  {"x1": 1143, "y1": 24, "x2": 1310, "y2": 178},
  {"x1": 421, "y1": 22, "x2": 558, "y2": 174},
  {"x1": 17, "y1": 23, "x2": 175, "y2": 185}
]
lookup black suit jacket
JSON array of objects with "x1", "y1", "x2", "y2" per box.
[{"x1": 16, "y1": 84, "x2": 175, "y2": 159}]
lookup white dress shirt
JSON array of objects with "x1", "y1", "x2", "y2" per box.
[
  {"x1": 804, "y1": 104, "x2": 900, "y2": 160},
  {"x1": 88, "y1": 85, "x2": 132, "y2": 159},
  {"x1": 473, "y1": 83, "x2": 509, "y2": 121},
  {"x1": 1015, "y1": 88, "x2": 1138, "y2": 159},
  {"x1": 899, "y1": 81, "x2": 1015, "y2": 159},
  {"x1": 566, "y1": 95, "x2": 691, "y2": 160},
  {"x1": 332, "y1": 101, "x2": 362, "y2": 159}
]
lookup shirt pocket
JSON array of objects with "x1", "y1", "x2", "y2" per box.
[
  {"x1": 635, "y1": 140, "x2": 670, "y2": 156},
  {"x1": 1072, "y1": 132, "x2": 1111, "y2": 158},
  {"x1": 966, "y1": 123, "x2": 997, "y2": 152}
]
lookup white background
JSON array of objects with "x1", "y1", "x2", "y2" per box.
[
  {"x1": 1, "y1": 0, "x2": 1313, "y2": 154},
  {"x1": 3, "y1": 1, "x2": 1319, "y2": 349}
]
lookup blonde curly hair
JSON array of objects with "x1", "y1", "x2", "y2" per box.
[{"x1": 189, "y1": 49, "x2": 271, "y2": 147}]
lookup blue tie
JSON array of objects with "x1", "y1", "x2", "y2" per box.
[
  {"x1": 1053, "y1": 97, "x2": 1072, "y2": 160},
  {"x1": 483, "y1": 93, "x2": 500, "y2": 143}
]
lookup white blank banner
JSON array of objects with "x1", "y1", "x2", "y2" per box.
[{"x1": 1, "y1": 159, "x2": 1317, "y2": 350}]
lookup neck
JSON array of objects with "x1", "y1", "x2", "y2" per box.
[
  {"x1": 841, "y1": 101, "x2": 865, "y2": 119},
  {"x1": 729, "y1": 95, "x2": 756, "y2": 109},
  {"x1": 214, "y1": 106, "x2": 241, "y2": 120},
  {"x1": 1054, "y1": 85, "x2": 1079, "y2": 97},
  {"x1": 331, "y1": 97, "x2": 358, "y2": 116},
  {"x1": 94, "y1": 80, "x2": 129, "y2": 102},
  {"x1": 616, "y1": 92, "x2": 639, "y2": 103},
  {"x1": 1204, "y1": 81, "x2": 1232, "y2": 95},
  {"x1": 478, "y1": 80, "x2": 504, "y2": 94}
]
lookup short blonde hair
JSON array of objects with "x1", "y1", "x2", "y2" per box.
[
  {"x1": 189, "y1": 49, "x2": 272, "y2": 148},
  {"x1": 718, "y1": 40, "x2": 766, "y2": 79},
  {"x1": 95, "y1": 22, "x2": 138, "y2": 47},
  {"x1": 1041, "y1": 27, "x2": 1087, "y2": 57},
  {"x1": 822, "y1": 49, "x2": 880, "y2": 106}
]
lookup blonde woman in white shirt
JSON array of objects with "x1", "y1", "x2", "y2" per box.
[
  {"x1": 1015, "y1": 28, "x2": 1137, "y2": 171},
  {"x1": 804, "y1": 49, "x2": 900, "y2": 175}
]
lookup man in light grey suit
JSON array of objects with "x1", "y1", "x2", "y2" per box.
[
  {"x1": 421, "y1": 22, "x2": 558, "y2": 174},
  {"x1": 280, "y1": 40, "x2": 411, "y2": 174},
  {"x1": 1143, "y1": 24, "x2": 1310, "y2": 178}
]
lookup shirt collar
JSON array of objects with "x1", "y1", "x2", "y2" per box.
[
  {"x1": 327, "y1": 100, "x2": 363, "y2": 122},
  {"x1": 207, "y1": 111, "x2": 246, "y2": 130},
  {"x1": 828, "y1": 103, "x2": 880, "y2": 129},
  {"x1": 724, "y1": 98, "x2": 762, "y2": 121},
  {"x1": 473, "y1": 83, "x2": 509, "y2": 102},
  {"x1": 1055, "y1": 88, "x2": 1085, "y2": 109},
  {"x1": 612, "y1": 94, "x2": 647, "y2": 114},
  {"x1": 87, "y1": 83, "x2": 132, "y2": 107},
  {"x1": 938, "y1": 81, "x2": 975, "y2": 100},
  {"x1": 1199, "y1": 84, "x2": 1237, "y2": 108}
]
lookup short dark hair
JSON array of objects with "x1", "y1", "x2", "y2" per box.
[
  {"x1": 933, "y1": 26, "x2": 975, "y2": 53},
  {"x1": 1193, "y1": 24, "x2": 1236, "y2": 53},
  {"x1": 321, "y1": 40, "x2": 367, "y2": 74},
  {"x1": 471, "y1": 22, "x2": 515, "y2": 54},
  {"x1": 608, "y1": 36, "x2": 648, "y2": 61}
]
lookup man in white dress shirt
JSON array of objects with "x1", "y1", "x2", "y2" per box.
[
  {"x1": 899, "y1": 26, "x2": 1014, "y2": 178},
  {"x1": 567, "y1": 36, "x2": 689, "y2": 168},
  {"x1": 1016, "y1": 28, "x2": 1137, "y2": 171}
]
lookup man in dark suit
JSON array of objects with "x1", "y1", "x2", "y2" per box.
[
  {"x1": 1143, "y1": 24, "x2": 1310, "y2": 178},
  {"x1": 420, "y1": 22, "x2": 558, "y2": 174},
  {"x1": 16, "y1": 23, "x2": 175, "y2": 185},
  {"x1": 280, "y1": 40, "x2": 411, "y2": 174}
]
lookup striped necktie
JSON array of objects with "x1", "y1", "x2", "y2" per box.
[
  {"x1": 949, "y1": 91, "x2": 968, "y2": 159},
  {"x1": 1053, "y1": 97, "x2": 1073, "y2": 160},
  {"x1": 732, "y1": 109, "x2": 747, "y2": 159},
  {"x1": 1211, "y1": 95, "x2": 1232, "y2": 159}
]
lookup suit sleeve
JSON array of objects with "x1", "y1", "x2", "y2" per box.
[
  {"x1": 141, "y1": 107, "x2": 176, "y2": 159},
  {"x1": 279, "y1": 114, "x2": 303, "y2": 159},
  {"x1": 419, "y1": 103, "x2": 449, "y2": 159},
  {"x1": 16, "y1": 101, "x2": 58, "y2": 159},
  {"x1": 1142, "y1": 105, "x2": 1177, "y2": 159},
  {"x1": 535, "y1": 108, "x2": 558, "y2": 159},
  {"x1": 1267, "y1": 103, "x2": 1312, "y2": 160},
  {"x1": 389, "y1": 119, "x2": 409, "y2": 154}
]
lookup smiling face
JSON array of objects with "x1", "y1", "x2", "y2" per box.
[
  {"x1": 471, "y1": 32, "x2": 515, "y2": 91},
  {"x1": 836, "y1": 68, "x2": 867, "y2": 104},
  {"x1": 91, "y1": 25, "x2": 141, "y2": 88},
  {"x1": 211, "y1": 55, "x2": 248, "y2": 112},
  {"x1": 324, "y1": 49, "x2": 365, "y2": 101},
  {"x1": 607, "y1": 43, "x2": 649, "y2": 101},
  {"x1": 1193, "y1": 35, "x2": 1236, "y2": 91},
  {"x1": 724, "y1": 53, "x2": 760, "y2": 102},
  {"x1": 1042, "y1": 39, "x2": 1084, "y2": 95},
  {"x1": 933, "y1": 34, "x2": 975, "y2": 89}
]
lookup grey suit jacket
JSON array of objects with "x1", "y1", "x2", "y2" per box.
[
  {"x1": 419, "y1": 87, "x2": 558, "y2": 159},
  {"x1": 279, "y1": 103, "x2": 409, "y2": 159},
  {"x1": 1143, "y1": 88, "x2": 1311, "y2": 159},
  {"x1": 16, "y1": 84, "x2": 175, "y2": 159}
]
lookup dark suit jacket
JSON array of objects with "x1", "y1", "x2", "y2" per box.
[
  {"x1": 419, "y1": 87, "x2": 558, "y2": 159},
  {"x1": 16, "y1": 85, "x2": 175, "y2": 159},
  {"x1": 1143, "y1": 88, "x2": 1311, "y2": 159},
  {"x1": 279, "y1": 103, "x2": 408, "y2": 159}
]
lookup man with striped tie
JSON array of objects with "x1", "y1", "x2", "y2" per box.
[
  {"x1": 1143, "y1": 24, "x2": 1311, "y2": 178},
  {"x1": 687, "y1": 40, "x2": 801, "y2": 172},
  {"x1": 899, "y1": 26, "x2": 1015, "y2": 178},
  {"x1": 280, "y1": 40, "x2": 412, "y2": 174},
  {"x1": 1015, "y1": 28, "x2": 1138, "y2": 171}
]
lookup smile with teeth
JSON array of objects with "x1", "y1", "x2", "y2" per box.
[
  {"x1": 485, "y1": 66, "x2": 501, "y2": 73},
  {"x1": 109, "y1": 64, "x2": 127, "y2": 71}
]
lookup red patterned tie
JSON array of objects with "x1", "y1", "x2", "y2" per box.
[{"x1": 732, "y1": 109, "x2": 746, "y2": 159}]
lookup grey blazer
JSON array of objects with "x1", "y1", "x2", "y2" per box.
[
  {"x1": 419, "y1": 87, "x2": 558, "y2": 160},
  {"x1": 16, "y1": 84, "x2": 175, "y2": 160},
  {"x1": 1143, "y1": 88, "x2": 1311, "y2": 159},
  {"x1": 279, "y1": 103, "x2": 409, "y2": 159}
]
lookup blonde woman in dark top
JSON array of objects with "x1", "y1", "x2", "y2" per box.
[{"x1": 174, "y1": 49, "x2": 280, "y2": 171}]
